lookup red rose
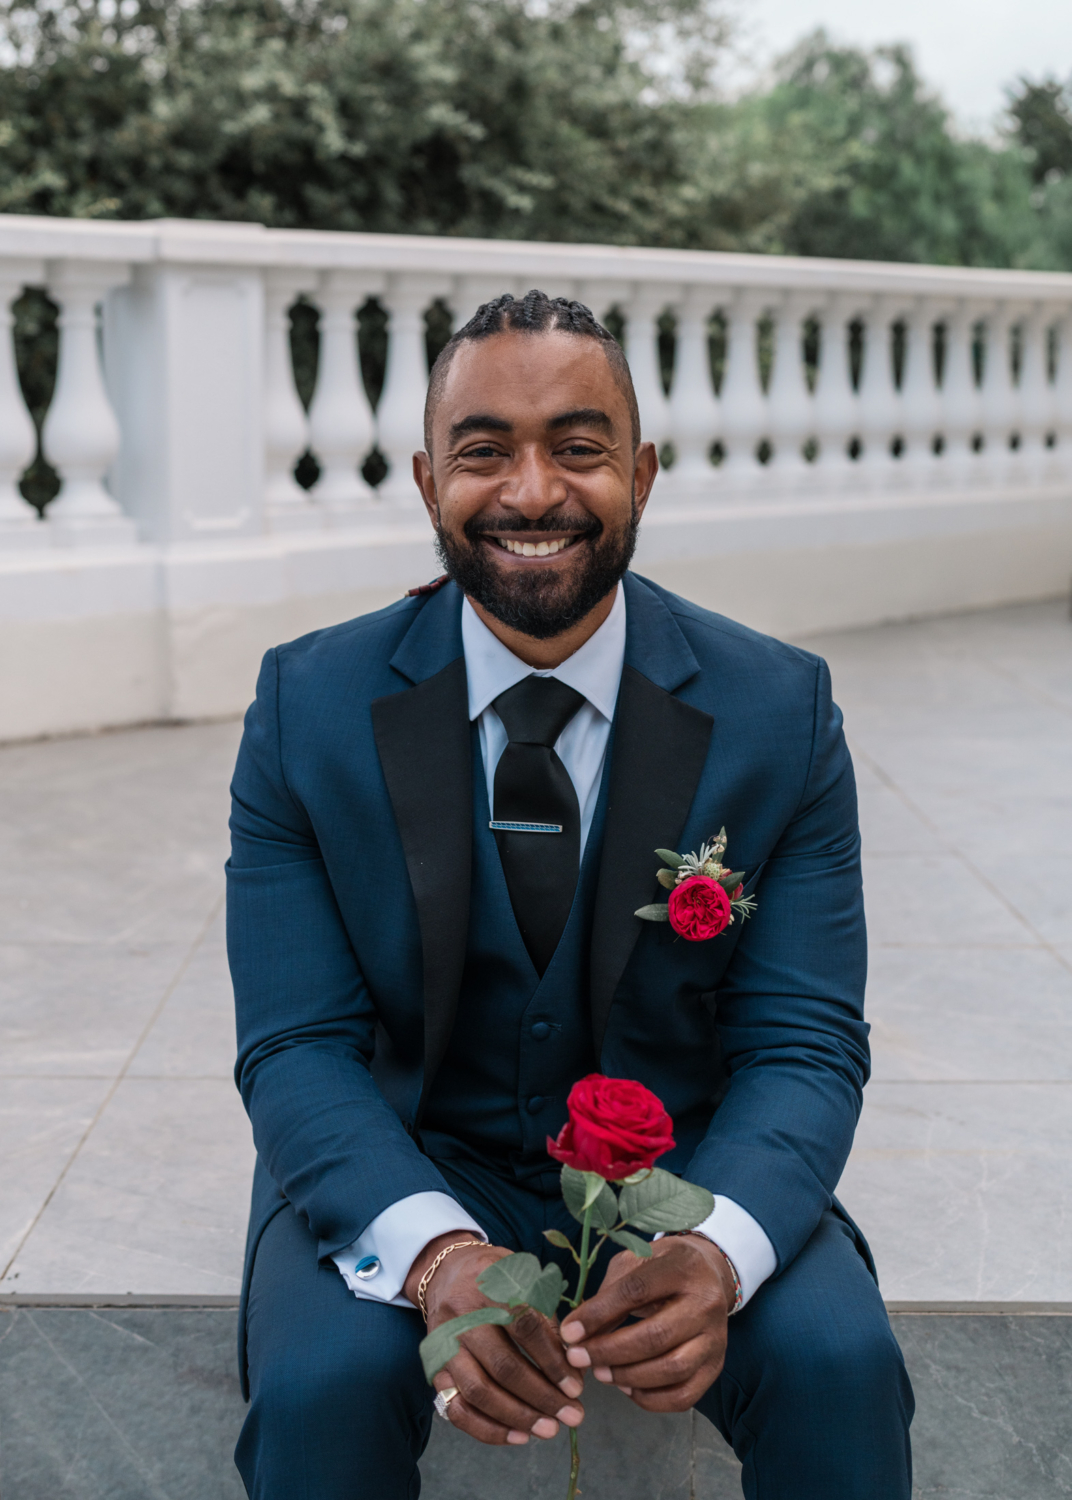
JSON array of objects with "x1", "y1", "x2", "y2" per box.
[
  {"x1": 547, "y1": 1074, "x2": 675, "y2": 1180},
  {"x1": 668, "y1": 875, "x2": 732, "y2": 941}
]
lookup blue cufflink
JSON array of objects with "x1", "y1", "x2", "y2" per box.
[{"x1": 354, "y1": 1256, "x2": 380, "y2": 1280}]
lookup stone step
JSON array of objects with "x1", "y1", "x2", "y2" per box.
[{"x1": 0, "y1": 1300, "x2": 1068, "y2": 1499}]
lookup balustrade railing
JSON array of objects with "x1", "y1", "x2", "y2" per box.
[{"x1": 0, "y1": 214, "x2": 1070, "y2": 551}]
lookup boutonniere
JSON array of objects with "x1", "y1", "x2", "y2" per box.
[{"x1": 635, "y1": 827, "x2": 757, "y2": 941}]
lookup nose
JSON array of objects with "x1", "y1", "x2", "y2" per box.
[{"x1": 499, "y1": 445, "x2": 568, "y2": 519}]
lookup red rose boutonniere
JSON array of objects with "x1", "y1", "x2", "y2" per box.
[{"x1": 635, "y1": 827, "x2": 757, "y2": 940}]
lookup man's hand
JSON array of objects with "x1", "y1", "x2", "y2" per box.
[
  {"x1": 405, "y1": 1235, "x2": 585, "y2": 1446},
  {"x1": 559, "y1": 1235, "x2": 736, "y2": 1412}
]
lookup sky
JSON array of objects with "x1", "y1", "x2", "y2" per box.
[{"x1": 734, "y1": 0, "x2": 1072, "y2": 131}]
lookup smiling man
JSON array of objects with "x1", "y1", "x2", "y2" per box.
[{"x1": 227, "y1": 291, "x2": 913, "y2": 1499}]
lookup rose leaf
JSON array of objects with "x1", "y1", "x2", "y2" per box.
[
  {"x1": 718, "y1": 869, "x2": 746, "y2": 892},
  {"x1": 543, "y1": 1228, "x2": 573, "y2": 1250},
  {"x1": 525, "y1": 1263, "x2": 568, "y2": 1319},
  {"x1": 619, "y1": 1167, "x2": 715, "y2": 1232},
  {"x1": 634, "y1": 903, "x2": 671, "y2": 921},
  {"x1": 561, "y1": 1165, "x2": 619, "y2": 1230},
  {"x1": 655, "y1": 848, "x2": 684, "y2": 869},
  {"x1": 477, "y1": 1252, "x2": 545, "y2": 1306},
  {"x1": 419, "y1": 1307, "x2": 514, "y2": 1383},
  {"x1": 608, "y1": 1229, "x2": 654, "y2": 1258}
]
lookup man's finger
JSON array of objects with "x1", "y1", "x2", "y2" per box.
[
  {"x1": 434, "y1": 1372, "x2": 520, "y2": 1447},
  {"x1": 447, "y1": 1346, "x2": 559, "y2": 1439},
  {"x1": 597, "y1": 1332, "x2": 713, "y2": 1392},
  {"x1": 627, "y1": 1362, "x2": 724, "y2": 1414},
  {"x1": 561, "y1": 1251, "x2": 689, "y2": 1343},
  {"x1": 461, "y1": 1325, "x2": 585, "y2": 1430},
  {"x1": 508, "y1": 1306, "x2": 585, "y2": 1400},
  {"x1": 566, "y1": 1299, "x2": 713, "y2": 1371}
]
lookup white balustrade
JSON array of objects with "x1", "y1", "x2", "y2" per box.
[
  {"x1": 0, "y1": 260, "x2": 45, "y2": 546},
  {"x1": 718, "y1": 292, "x2": 770, "y2": 488},
  {"x1": 938, "y1": 302, "x2": 984, "y2": 487},
  {"x1": 856, "y1": 300, "x2": 901, "y2": 486},
  {"x1": 43, "y1": 260, "x2": 136, "y2": 545},
  {"x1": 766, "y1": 293, "x2": 816, "y2": 484},
  {"x1": 812, "y1": 295, "x2": 861, "y2": 485},
  {"x1": 980, "y1": 305, "x2": 1019, "y2": 485},
  {"x1": 307, "y1": 270, "x2": 383, "y2": 520},
  {"x1": 263, "y1": 269, "x2": 317, "y2": 529},
  {"x1": 622, "y1": 284, "x2": 672, "y2": 453},
  {"x1": 899, "y1": 303, "x2": 941, "y2": 487},
  {"x1": 666, "y1": 285, "x2": 720, "y2": 484},
  {"x1": 1017, "y1": 305, "x2": 1054, "y2": 481},
  {"x1": 377, "y1": 273, "x2": 451, "y2": 504},
  {"x1": 0, "y1": 214, "x2": 1066, "y2": 562}
]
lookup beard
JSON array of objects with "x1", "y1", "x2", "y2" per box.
[{"x1": 434, "y1": 500, "x2": 639, "y2": 640}]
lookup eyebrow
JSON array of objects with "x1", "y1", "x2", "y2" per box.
[
  {"x1": 547, "y1": 408, "x2": 614, "y2": 435},
  {"x1": 449, "y1": 414, "x2": 513, "y2": 442}
]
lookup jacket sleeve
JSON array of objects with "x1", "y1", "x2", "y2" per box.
[
  {"x1": 227, "y1": 648, "x2": 455, "y2": 1261},
  {"x1": 684, "y1": 656, "x2": 870, "y2": 1275}
]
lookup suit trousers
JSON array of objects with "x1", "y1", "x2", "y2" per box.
[{"x1": 235, "y1": 1156, "x2": 914, "y2": 1500}]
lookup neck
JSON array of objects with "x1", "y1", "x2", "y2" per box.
[{"x1": 468, "y1": 587, "x2": 617, "y2": 669}]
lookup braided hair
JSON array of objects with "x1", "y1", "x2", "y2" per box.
[{"x1": 424, "y1": 289, "x2": 641, "y2": 452}]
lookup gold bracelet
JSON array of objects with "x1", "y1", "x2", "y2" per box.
[{"x1": 417, "y1": 1239, "x2": 483, "y2": 1322}]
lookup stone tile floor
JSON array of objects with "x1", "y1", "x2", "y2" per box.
[{"x1": 1, "y1": 599, "x2": 1070, "y2": 1302}]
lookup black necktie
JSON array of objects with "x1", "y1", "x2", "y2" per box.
[{"x1": 492, "y1": 676, "x2": 586, "y2": 976}]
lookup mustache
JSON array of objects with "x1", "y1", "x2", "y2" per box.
[{"x1": 463, "y1": 512, "x2": 603, "y2": 541}]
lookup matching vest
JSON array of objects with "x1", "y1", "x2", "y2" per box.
[{"x1": 420, "y1": 726, "x2": 609, "y2": 1190}]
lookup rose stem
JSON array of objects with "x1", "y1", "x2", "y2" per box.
[{"x1": 565, "y1": 1197, "x2": 597, "y2": 1500}]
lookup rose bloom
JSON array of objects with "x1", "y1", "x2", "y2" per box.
[
  {"x1": 668, "y1": 875, "x2": 732, "y2": 941},
  {"x1": 547, "y1": 1074, "x2": 675, "y2": 1180}
]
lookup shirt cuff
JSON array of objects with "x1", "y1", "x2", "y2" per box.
[
  {"x1": 656, "y1": 1194, "x2": 777, "y2": 1309},
  {"x1": 331, "y1": 1192, "x2": 487, "y2": 1308}
]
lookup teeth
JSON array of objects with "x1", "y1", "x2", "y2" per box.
[{"x1": 496, "y1": 536, "x2": 575, "y2": 556}]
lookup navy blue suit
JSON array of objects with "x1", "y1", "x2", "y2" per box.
[{"x1": 227, "y1": 572, "x2": 913, "y2": 1498}]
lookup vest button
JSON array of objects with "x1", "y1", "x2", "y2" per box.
[
  {"x1": 530, "y1": 1022, "x2": 551, "y2": 1040},
  {"x1": 526, "y1": 1095, "x2": 546, "y2": 1114}
]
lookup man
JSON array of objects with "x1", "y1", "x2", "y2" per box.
[{"x1": 227, "y1": 290, "x2": 913, "y2": 1499}]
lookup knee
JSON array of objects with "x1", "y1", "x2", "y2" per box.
[
  {"x1": 757, "y1": 1303, "x2": 907, "y2": 1413},
  {"x1": 250, "y1": 1308, "x2": 422, "y2": 1426}
]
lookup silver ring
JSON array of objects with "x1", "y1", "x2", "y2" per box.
[{"x1": 433, "y1": 1386, "x2": 459, "y2": 1422}]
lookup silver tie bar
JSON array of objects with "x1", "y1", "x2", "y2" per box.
[{"x1": 489, "y1": 820, "x2": 563, "y2": 834}]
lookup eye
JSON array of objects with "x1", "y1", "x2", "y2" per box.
[
  {"x1": 560, "y1": 442, "x2": 602, "y2": 457},
  {"x1": 462, "y1": 443, "x2": 503, "y2": 459}
]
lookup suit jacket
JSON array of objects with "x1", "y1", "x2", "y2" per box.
[{"x1": 227, "y1": 571, "x2": 870, "y2": 1350}]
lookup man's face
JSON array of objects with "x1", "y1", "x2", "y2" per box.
[{"x1": 414, "y1": 330, "x2": 658, "y2": 640}]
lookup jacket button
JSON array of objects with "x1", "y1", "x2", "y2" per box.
[
  {"x1": 531, "y1": 1022, "x2": 551, "y2": 1040},
  {"x1": 526, "y1": 1095, "x2": 546, "y2": 1114}
]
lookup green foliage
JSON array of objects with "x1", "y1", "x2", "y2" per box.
[
  {"x1": 418, "y1": 1305, "x2": 513, "y2": 1383},
  {"x1": 477, "y1": 1252, "x2": 567, "y2": 1319},
  {"x1": 560, "y1": 1166, "x2": 619, "y2": 1230},
  {"x1": 1007, "y1": 77, "x2": 1072, "y2": 185},
  {"x1": 618, "y1": 1165, "x2": 714, "y2": 1230}
]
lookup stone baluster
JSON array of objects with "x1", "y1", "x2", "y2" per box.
[
  {"x1": 376, "y1": 273, "x2": 451, "y2": 504},
  {"x1": 979, "y1": 303, "x2": 1019, "y2": 486},
  {"x1": 811, "y1": 294, "x2": 861, "y2": 486},
  {"x1": 622, "y1": 283, "x2": 673, "y2": 454},
  {"x1": 855, "y1": 299, "x2": 901, "y2": 487},
  {"x1": 1050, "y1": 314, "x2": 1072, "y2": 480},
  {"x1": 718, "y1": 291, "x2": 769, "y2": 489},
  {"x1": 0, "y1": 260, "x2": 46, "y2": 547},
  {"x1": 766, "y1": 292, "x2": 815, "y2": 487},
  {"x1": 898, "y1": 302, "x2": 940, "y2": 488},
  {"x1": 1013, "y1": 304, "x2": 1051, "y2": 484},
  {"x1": 937, "y1": 301, "x2": 984, "y2": 487},
  {"x1": 263, "y1": 269, "x2": 318, "y2": 530},
  {"x1": 665, "y1": 284, "x2": 720, "y2": 488},
  {"x1": 307, "y1": 270, "x2": 384, "y2": 521},
  {"x1": 43, "y1": 260, "x2": 137, "y2": 547}
]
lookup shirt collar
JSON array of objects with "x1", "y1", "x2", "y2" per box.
[{"x1": 461, "y1": 582, "x2": 626, "y2": 724}]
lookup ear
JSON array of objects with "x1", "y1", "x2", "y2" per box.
[
  {"x1": 632, "y1": 441, "x2": 659, "y2": 519},
  {"x1": 412, "y1": 451, "x2": 438, "y2": 525}
]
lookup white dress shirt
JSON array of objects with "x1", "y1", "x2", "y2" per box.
[{"x1": 333, "y1": 584, "x2": 776, "y2": 1309}]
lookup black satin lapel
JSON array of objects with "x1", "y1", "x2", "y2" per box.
[
  {"x1": 371, "y1": 656, "x2": 471, "y2": 1118},
  {"x1": 590, "y1": 665, "x2": 713, "y2": 1056}
]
